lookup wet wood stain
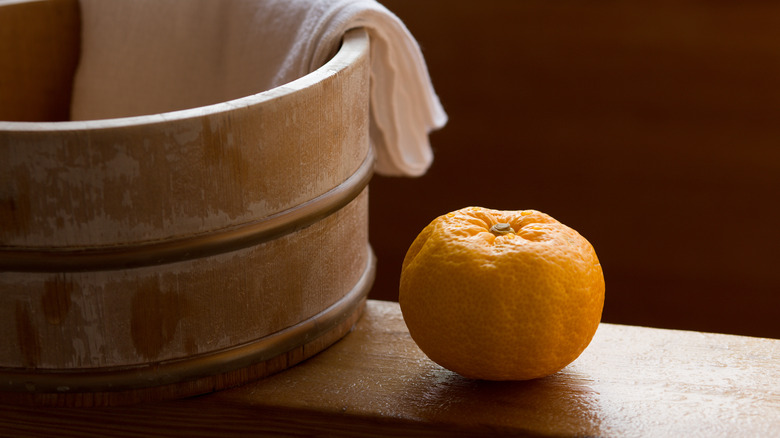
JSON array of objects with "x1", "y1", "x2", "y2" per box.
[
  {"x1": 41, "y1": 274, "x2": 73, "y2": 325},
  {"x1": 14, "y1": 302, "x2": 41, "y2": 368},
  {"x1": 130, "y1": 277, "x2": 184, "y2": 360}
]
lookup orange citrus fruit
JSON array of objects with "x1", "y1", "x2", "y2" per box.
[{"x1": 399, "y1": 206, "x2": 604, "y2": 380}]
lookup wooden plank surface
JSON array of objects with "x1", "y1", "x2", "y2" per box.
[{"x1": 1, "y1": 300, "x2": 778, "y2": 436}]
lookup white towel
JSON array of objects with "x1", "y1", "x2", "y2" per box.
[{"x1": 70, "y1": 0, "x2": 447, "y2": 177}]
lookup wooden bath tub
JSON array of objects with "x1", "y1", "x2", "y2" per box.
[{"x1": 0, "y1": 1, "x2": 373, "y2": 406}]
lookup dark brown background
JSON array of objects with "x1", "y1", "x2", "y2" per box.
[
  {"x1": 1, "y1": 0, "x2": 777, "y2": 339},
  {"x1": 368, "y1": 0, "x2": 780, "y2": 338}
]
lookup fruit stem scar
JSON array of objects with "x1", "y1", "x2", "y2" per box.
[{"x1": 490, "y1": 223, "x2": 515, "y2": 235}]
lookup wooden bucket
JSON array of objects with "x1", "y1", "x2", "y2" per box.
[{"x1": 0, "y1": 1, "x2": 374, "y2": 407}]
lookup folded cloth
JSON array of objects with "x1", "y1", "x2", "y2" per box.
[{"x1": 70, "y1": 0, "x2": 447, "y2": 177}]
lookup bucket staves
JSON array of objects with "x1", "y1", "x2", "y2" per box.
[{"x1": 0, "y1": 27, "x2": 374, "y2": 406}]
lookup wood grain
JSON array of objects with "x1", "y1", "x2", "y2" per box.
[
  {"x1": 0, "y1": 295, "x2": 368, "y2": 409},
  {"x1": 1, "y1": 28, "x2": 370, "y2": 247},
  {"x1": 1, "y1": 300, "x2": 777, "y2": 436},
  {"x1": 0, "y1": 23, "x2": 372, "y2": 405}
]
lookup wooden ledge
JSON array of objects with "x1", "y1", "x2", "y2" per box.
[{"x1": 2, "y1": 300, "x2": 778, "y2": 436}]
